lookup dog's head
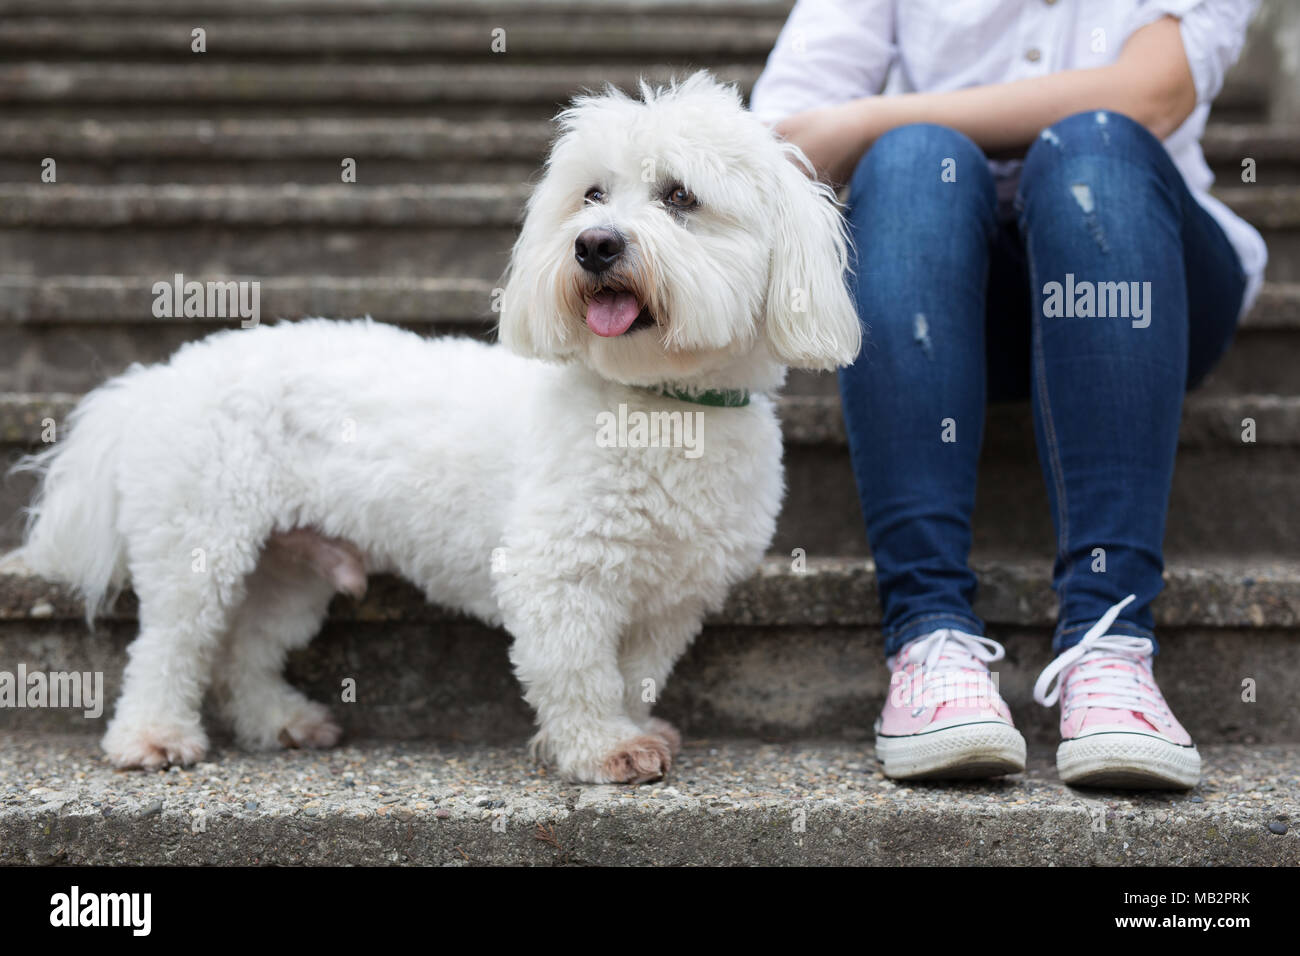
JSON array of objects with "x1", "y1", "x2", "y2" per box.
[{"x1": 499, "y1": 72, "x2": 861, "y2": 388}]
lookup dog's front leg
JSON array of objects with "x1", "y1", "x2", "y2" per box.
[
  {"x1": 618, "y1": 605, "x2": 706, "y2": 756},
  {"x1": 500, "y1": 580, "x2": 674, "y2": 784}
]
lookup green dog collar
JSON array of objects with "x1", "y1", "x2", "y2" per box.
[{"x1": 641, "y1": 385, "x2": 751, "y2": 407}]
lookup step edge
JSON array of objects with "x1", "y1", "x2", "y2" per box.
[{"x1": 2, "y1": 555, "x2": 1298, "y2": 627}]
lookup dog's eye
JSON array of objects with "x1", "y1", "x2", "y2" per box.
[
  {"x1": 664, "y1": 185, "x2": 697, "y2": 209},
  {"x1": 584, "y1": 187, "x2": 606, "y2": 204}
]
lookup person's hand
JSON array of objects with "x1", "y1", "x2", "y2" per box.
[{"x1": 773, "y1": 101, "x2": 872, "y2": 186}]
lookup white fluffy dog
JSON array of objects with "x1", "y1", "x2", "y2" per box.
[{"x1": 12, "y1": 73, "x2": 860, "y2": 783}]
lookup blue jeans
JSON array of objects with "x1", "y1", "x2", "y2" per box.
[{"x1": 839, "y1": 111, "x2": 1247, "y2": 656}]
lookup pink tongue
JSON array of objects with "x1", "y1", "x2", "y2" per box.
[{"x1": 585, "y1": 291, "x2": 641, "y2": 337}]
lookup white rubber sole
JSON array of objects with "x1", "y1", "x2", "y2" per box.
[
  {"x1": 1057, "y1": 732, "x2": 1201, "y2": 789},
  {"x1": 875, "y1": 721, "x2": 1027, "y2": 781}
]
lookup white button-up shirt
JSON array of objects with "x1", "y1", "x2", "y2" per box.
[{"x1": 751, "y1": 0, "x2": 1267, "y2": 313}]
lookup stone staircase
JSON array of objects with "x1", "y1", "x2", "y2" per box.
[{"x1": 1, "y1": 0, "x2": 1297, "y2": 865}]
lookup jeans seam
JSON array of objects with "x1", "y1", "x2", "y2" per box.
[{"x1": 1026, "y1": 242, "x2": 1072, "y2": 610}]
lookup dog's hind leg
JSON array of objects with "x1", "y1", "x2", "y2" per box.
[
  {"x1": 211, "y1": 538, "x2": 348, "y2": 752},
  {"x1": 101, "y1": 547, "x2": 249, "y2": 770},
  {"x1": 618, "y1": 606, "x2": 704, "y2": 756}
]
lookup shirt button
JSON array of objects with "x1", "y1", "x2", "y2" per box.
[{"x1": 1026, "y1": 48, "x2": 1042, "y2": 62}]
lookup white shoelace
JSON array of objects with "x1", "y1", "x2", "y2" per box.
[
  {"x1": 895, "y1": 629, "x2": 1007, "y2": 715},
  {"x1": 1032, "y1": 594, "x2": 1166, "y2": 724}
]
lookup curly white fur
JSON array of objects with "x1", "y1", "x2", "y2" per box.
[{"x1": 11, "y1": 72, "x2": 860, "y2": 783}]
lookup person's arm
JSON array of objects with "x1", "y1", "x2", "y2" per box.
[
  {"x1": 776, "y1": 16, "x2": 1196, "y2": 185},
  {"x1": 750, "y1": 0, "x2": 895, "y2": 126}
]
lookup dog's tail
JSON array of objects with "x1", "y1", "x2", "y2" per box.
[{"x1": 6, "y1": 370, "x2": 144, "y2": 625}]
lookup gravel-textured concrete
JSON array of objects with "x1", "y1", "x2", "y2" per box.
[{"x1": 1, "y1": 734, "x2": 1295, "y2": 866}]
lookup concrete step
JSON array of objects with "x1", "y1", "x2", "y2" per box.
[
  {"x1": 1202, "y1": 124, "x2": 1300, "y2": 185},
  {"x1": 0, "y1": 277, "x2": 500, "y2": 392},
  {"x1": 777, "y1": 280, "x2": 1300, "y2": 399},
  {"x1": 1, "y1": 555, "x2": 1297, "y2": 744},
  {"x1": 2, "y1": 277, "x2": 1289, "y2": 392},
  {"x1": 1, "y1": 391, "x2": 1296, "y2": 557},
  {"x1": 0, "y1": 183, "x2": 529, "y2": 227},
  {"x1": 779, "y1": 282, "x2": 1300, "y2": 400},
  {"x1": 2, "y1": 183, "x2": 1296, "y2": 280},
  {"x1": 2, "y1": 389, "x2": 1293, "y2": 447},
  {"x1": 0, "y1": 274, "x2": 495, "y2": 323},
  {"x1": 0, "y1": 63, "x2": 766, "y2": 121},
  {"x1": 0, "y1": 183, "x2": 523, "y2": 277},
  {"x1": 1, "y1": 734, "x2": 1296, "y2": 865},
  {"x1": 1, "y1": 278, "x2": 1296, "y2": 394},
  {"x1": 0, "y1": 0, "x2": 793, "y2": 12},
  {"x1": 2, "y1": 119, "x2": 1293, "y2": 185},
  {"x1": 0, "y1": 275, "x2": 1285, "y2": 326},
  {"x1": 13, "y1": 184, "x2": 1290, "y2": 227},
  {"x1": 0, "y1": 14, "x2": 783, "y2": 61},
  {"x1": 0, "y1": 184, "x2": 524, "y2": 278},
  {"x1": 0, "y1": 118, "x2": 548, "y2": 186},
  {"x1": 775, "y1": 393, "x2": 1300, "y2": 560},
  {"x1": 0, "y1": 62, "x2": 1272, "y2": 123}
]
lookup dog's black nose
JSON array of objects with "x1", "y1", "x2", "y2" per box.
[{"x1": 574, "y1": 228, "x2": 625, "y2": 274}]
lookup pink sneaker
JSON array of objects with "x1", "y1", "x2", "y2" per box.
[
  {"x1": 875, "y1": 628, "x2": 1026, "y2": 780},
  {"x1": 1034, "y1": 594, "x2": 1201, "y2": 789}
]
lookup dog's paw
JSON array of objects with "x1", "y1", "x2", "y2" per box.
[
  {"x1": 276, "y1": 702, "x2": 342, "y2": 750},
  {"x1": 103, "y1": 720, "x2": 208, "y2": 770},
  {"x1": 597, "y1": 733, "x2": 673, "y2": 785},
  {"x1": 643, "y1": 718, "x2": 682, "y2": 755}
]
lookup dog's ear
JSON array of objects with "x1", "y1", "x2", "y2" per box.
[
  {"x1": 498, "y1": 200, "x2": 544, "y2": 358},
  {"x1": 498, "y1": 188, "x2": 563, "y2": 360},
  {"x1": 763, "y1": 145, "x2": 862, "y2": 370},
  {"x1": 497, "y1": 257, "x2": 537, "y2": 358},
  {"x1": 499, "y1": 139, "x2": 584, "y2": 361}
]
